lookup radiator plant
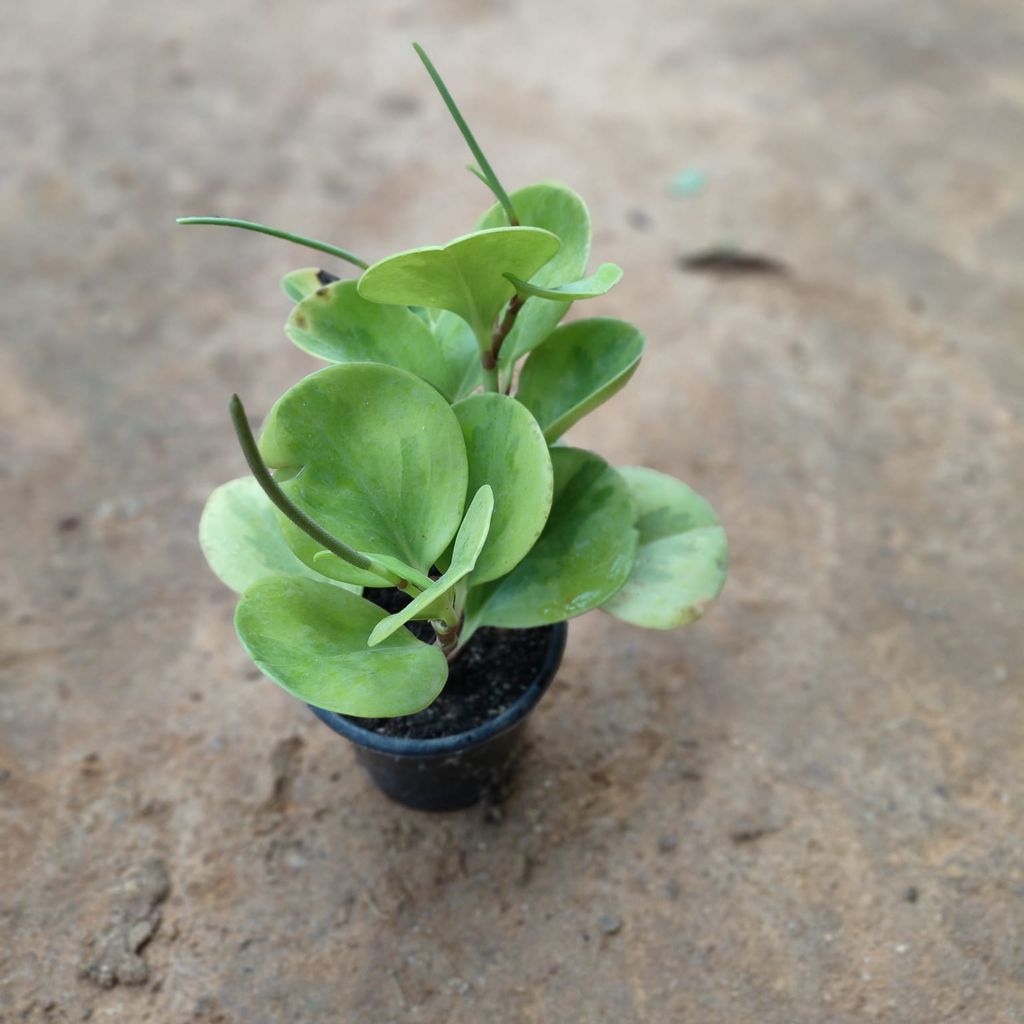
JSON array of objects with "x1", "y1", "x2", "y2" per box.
[{"x1": 187, "y1": 45, "x2": 728, "y2": 719}]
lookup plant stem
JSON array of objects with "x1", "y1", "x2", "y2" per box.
[
  {"x1": 480, "y1": 293, "x2": 525, "y2": 386},
  {"x1": 229, "y1": 395, "x2": 418, "y2": 593},
  {"x1": 434, "y1": 620, "x2": 461, "y2": 661},
  {"x1": 412, "y1": 43, "x2": 519, "y2": 226},
  {"x1": 177, "y1": 218, "x2": 369, "y2": 271}
]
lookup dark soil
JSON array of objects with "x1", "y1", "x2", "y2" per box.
[{"x1": 349, "y1": 588, "x2": 557, "y2": 741}]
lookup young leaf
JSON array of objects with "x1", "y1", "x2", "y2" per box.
[
  {"x1": 259, "y1": 363, "x2": 468, "y2": 574},
  {"x1": 504, "y1": 262, "x2": 622, "y2": 301},
  {"x1": 311, "y1": 549, "x2": 433, "y2": 592},
  {"x1": 236, "y1": 576, "x2": 447, "y2": 717},
  {"x1": 477, "y1": 183, "x2": 591, "y2": 365},
  {"x1": 199, "y1": 476, "x2": 356, "y2": 594},
  {"x1": 464, "y1": 448, "x2": 638, "y2": 630},
  {"x1": 286, "y1": 280, "x2": 463, "y2": 400},
  {"x1": 452, "y1": 393, "x2": 553, "y2": 584},
  {"x1": 602, "y1": 468, "x2": 728, "y2": 628},
  {"x1": 516, "y1": 318, "x2": 645, "y2": 443},
  {"x1": 356, "y1": 227, "x2": 560, "y2": 345},
  {"x1": 367, "y1": 485, "x2": 494, "y2": 647},
  {"x1": 280, "y1": 267, "x2": 339, "y2": 303},
  {"x1": 256, "y1": 512, "x2": 414, "y2": 589}
]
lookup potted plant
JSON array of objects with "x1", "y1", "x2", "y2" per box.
[{"x1": 183, "y1": 45, "x2": 728, "y2": 811}]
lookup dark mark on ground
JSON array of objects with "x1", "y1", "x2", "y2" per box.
[
  {"x1": 57, "y1": 516, "x2": 81, "y2": 533},
  {"x1": 729, "y1": 816, "x2": 781, "y2": 844},
  {"x1": 679, "y1": 247, "x2": 790, "y2": 277},
  {"x1": 627, "y1": 208, "x2": 652, "y2": 231}
]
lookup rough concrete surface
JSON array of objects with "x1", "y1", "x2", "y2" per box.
[{"x1": 2, "y1": 2, "x2": 1023, "y2": 1021}]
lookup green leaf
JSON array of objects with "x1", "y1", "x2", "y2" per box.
[
  {"x1": 260, "y1": 363, "x2": 468, "y2": 574},
  {"x1": 452, "y1": 393, "x2": 554, "y2": 584},
  {"x1": 465, "y1": 447, "x2": 638, "y2": 630},
  {"x1": 199, "y1": 475, "x2": 356, "y2": 594},
  {"x1": 285, "y1": 280, "x2": 463, "y2": 399},
  {"x1": 356, "y1": 227, "x2": 560, "y2": 344},
  {"x1": 280, "y1": 267, "x2": 338, "y2": 303},
  {"x1": 477, "y1": 183, "x2": 591, "y2": 365},
  {"x1": 602, "y1": 468, "x2": 728, "y2": 628},
  {"x1": 236, "y1": 576, "x2": 447, "y2": 717},
  {"x1": 504, "y1": 262, "x2": 622, "y2": 301},
  {"x1": 430, "y1": 310, "x2": 484, "y2": 400},
  {"x1": 368, "y1": 485, "x2": 493, "y2": 646},
  {"x1": 229, "y1": 394, "x2": 404, "y2": 589},
  {"x1": 516, "y1": 318, "x2": 645, "y2": 443}
]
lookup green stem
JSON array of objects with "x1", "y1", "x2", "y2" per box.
[
  {"x1": 177, "y1": 218, "x2": 369, "y2": 271},
  {"x1": 481, "y1": 360, "x2": 500, "y2": 392},
  {"x1": 413, "y1": 43, "x2": 519, "y2": 226},
  {"x1": 229, "y1": 395, "x2": 417, "y2": 592}
]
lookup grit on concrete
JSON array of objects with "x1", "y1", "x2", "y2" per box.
[{"x1": 2, "y1": 2, "x2": 1022, "y2": 1021}]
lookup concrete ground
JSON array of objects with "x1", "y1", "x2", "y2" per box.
[{"x1": 2, "y1": 1, "x2": 1023, "y2": 1021}]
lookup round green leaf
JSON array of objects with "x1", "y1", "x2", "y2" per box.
[
  {"x1": 516, "y1": 318, "x2": 645, "y2": 443},
  {"x1": 259, "y1": 363, "x2": 468, "y2": 574},
  {"x1": 504, "y1": 262, "x2": 622, "y2": 301},
  {"x1": 465, "y1": 447, "x2": 638, "y2": 630},
  {"x1": 477, "y1": 182, "x2": 592, "y2": 366},
  {"x1": 367, "y1": 485, "x2": 493, "y2": 647},
  {"x1": 286, "y1": 280, "x2": 463, "y2": 400},
  {"x1": 236, "y1": 576, "x2": 448, "y2": 717},
  {"x1": 357, "y1": 226, "x2": 560, "y2": 344},
  {"x1": 199, "y1": 475, "x2": 356, "y2": 594},
  {"x1": 430, "y1": 310, "x2": 484, "y2": 400},
  {"x1": 280, "y1": 267, "x2": 338, "y2": 303},
  {"x1": 452, "y1": 393, "x2": 554, "y2": 584},
  {"x1": 602, "y1": 468, "x2": 728, "y2": 629}
]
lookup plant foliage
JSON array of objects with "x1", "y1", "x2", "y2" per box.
[{"x1": 183, "y1": 45, "x2": 728, "y2": 717}]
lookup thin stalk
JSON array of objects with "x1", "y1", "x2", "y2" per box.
[
  {"x1": 481, "y1": 292, "x2": 525, "y2": 387},
  {"x1": 427, "y1": 590, "x2": 461, "y2": 641},
  {"x1": 481, "y1": 361, "x2": 500, "y2": 392},
  {"x1": 177, "y1": 218, "x2": 369, "y2": 271},
  {"x1": 435, "y1": 622, "x2": 461, "y2": 661},
  {"x1": 229, "y1": 395, "x2": 418, "y2": 593},
  {"x1": 433, "y1": 580, "x2": 473, "y2": 661},
  {"x1": 413, "y1": 43, "x2": 519, "y2": 226}
]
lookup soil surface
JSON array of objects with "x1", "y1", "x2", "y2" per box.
[
  {"x1": 352, "y1": 611, "x2": 556, "y2": 740},
  {"x1": 342, "y1": 588, "x2": 556, "y2": 740},
  {"x1": 2, "y1": 2, "x2": 1023, "y2": 1022}
]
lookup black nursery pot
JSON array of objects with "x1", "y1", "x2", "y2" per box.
[{"x1": 309, "y1": 622, "x2": 567, "y2": 812}]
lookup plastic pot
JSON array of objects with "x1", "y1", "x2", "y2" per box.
[{"x1": 309, "y1": 622, "x2": 567, "y2": 812}]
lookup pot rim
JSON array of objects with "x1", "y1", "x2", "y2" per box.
[{"x1": 308, "y1": 621, "x2": 567, "y2": 757}]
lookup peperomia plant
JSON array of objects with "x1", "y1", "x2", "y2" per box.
[{"x1": 187, "y1": 45, "x2": 728, "y2": 719}]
